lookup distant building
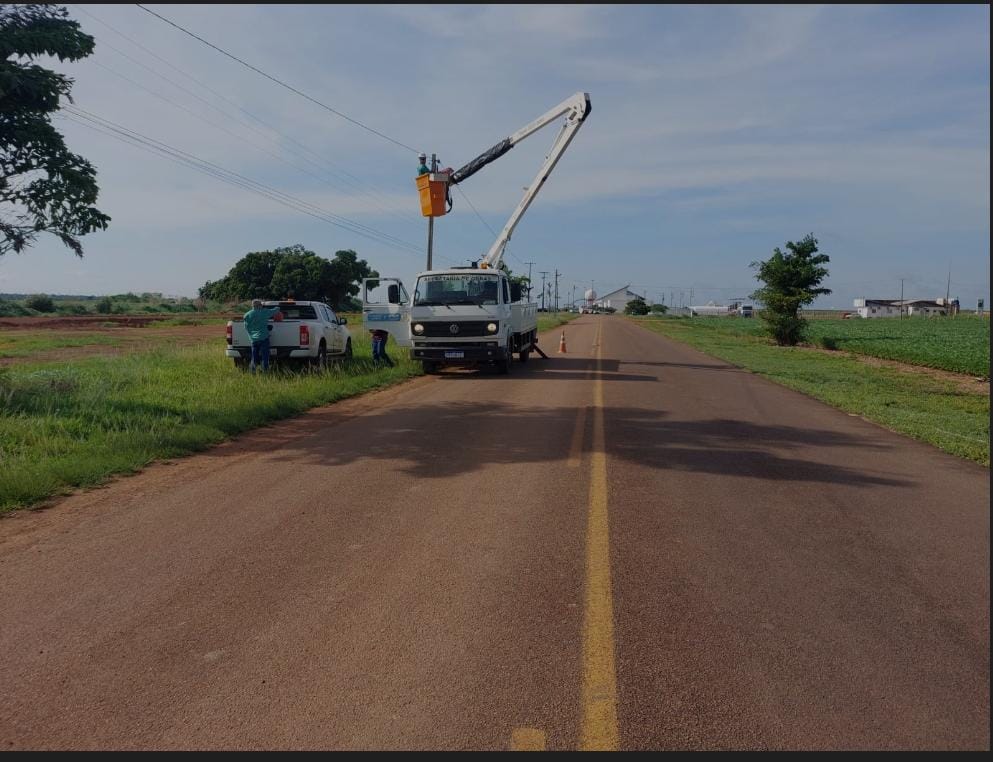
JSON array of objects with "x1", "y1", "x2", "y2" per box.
[
  {"x1": 594, "y1": 285, "x2": 645, "y2": 312},
  {"x1": 854, "y1": 297, "x2": 957, "y2": 318}
]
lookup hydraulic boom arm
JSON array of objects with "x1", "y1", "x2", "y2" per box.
[{"x1": 448, "y1": 92, "x2": 591, "y2": 271}]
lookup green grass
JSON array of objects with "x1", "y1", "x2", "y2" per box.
[
  {"x1": 537, "y1": 312, "x2": 580, "y2": 332},
  {"x1": 0, "y1": 334, "x2": 421, "y2": 513},
  {"x1": 644, "y1": 314, "x2": 989, "y2": 377},
  {"x1": 630, "y1": 317, "x2": 989, "y2": 466},
  {"x1": 0, "y1": 332, "x2": 122, "y2": 358}
]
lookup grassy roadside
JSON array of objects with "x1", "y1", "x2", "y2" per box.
[
  {"x1": 628, "y1": 317, "x2": 989, "y2": 466},
  {"x1": 537, "y1": 311, "x2": 579, "y2": 332},
  {"x1": 0, "y1": 333, "x2": 123, "y2": 358},
  {"x1": 0, "y1": 336, "x2": 420, "y2": 513},
  {"x1": 0, "y1": 313, "x2": 579, "y2": 513}
]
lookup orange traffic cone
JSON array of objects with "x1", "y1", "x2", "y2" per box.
[{"x1": 558, "y1": 331, "x2": 567, "y2": 353}]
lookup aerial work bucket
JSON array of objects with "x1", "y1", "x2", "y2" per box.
[{"x1": 416, "y1": 173, "x2": 449, "y2": 217}]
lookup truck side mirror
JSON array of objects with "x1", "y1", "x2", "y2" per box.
[
  {"x1": 388, "y1": 284, "x2": 400, "y2": 304},
  {"x1": 339, "y1": 317, "x2": 348, "y2": 325},
  {"x1": 510, "y1": 282, "x2": 522, "y2": 302}
]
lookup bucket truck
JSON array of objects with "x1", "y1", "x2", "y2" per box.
[{"x1": 362, "y1": 92, "x2": 591, "y2": 374}]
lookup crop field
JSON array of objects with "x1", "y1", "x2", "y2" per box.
[{"x1": 649, "y1": 315, "x2": 989, "y2": 377}]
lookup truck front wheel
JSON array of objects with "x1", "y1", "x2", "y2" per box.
[
  {"x1": 497, "y1": 348, "x2": 512, "y2": 375},
  {"x1": 422, "y1": 360, "x2": 438, "y2": 374}
]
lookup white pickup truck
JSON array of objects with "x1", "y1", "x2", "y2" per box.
[{"x1": 225, "y1": 300, "x2": 352, "y2": 370}]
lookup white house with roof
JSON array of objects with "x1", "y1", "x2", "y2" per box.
[
  {"x1": 595, "y1": 285, "x2": 645, "y2": 312},
  {"x1": 854, "y1": 298, "x2": 955, "y2": 318}
]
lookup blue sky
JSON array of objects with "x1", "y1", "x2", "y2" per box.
[{"x1": 1, "y1": 3, "x2": 989, "y2": 310}]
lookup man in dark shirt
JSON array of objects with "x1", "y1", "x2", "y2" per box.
[{"x1": 370, "y1": 328, "x2": 394, "y2": 367}]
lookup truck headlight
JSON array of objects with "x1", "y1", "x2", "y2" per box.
[
  {"x1": 486, "y1": 322, "x2": 498, "y2": 334},
  {"x1": 413, "y1": 323, "x2": 425, "y2": 335}
]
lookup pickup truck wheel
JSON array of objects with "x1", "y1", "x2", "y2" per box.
[
  {"x1": 344, "y1": 339, "x2": 353, "y2": 360},
  {"x1": 422, "y1": 360, "x2": 438, "y2": 374},
  {"x1": 233, "y1": 357, "x2": 248, "y2": 371},
  {"x1": 314, "y1": 342, "x2": 328, "y2": 371},
  {"x1": 519, "y1": 348, "x2": 530, "y2": 363}
]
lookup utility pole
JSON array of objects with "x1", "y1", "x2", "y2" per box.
[
  {"x1": 426, "y1": 153, "x2": 437, "y2": 270},
  {"x1": 572, "y1": 284, "x2": 576, "y2": 310},
  {"x1": 553, "y1": 269, "x2": 560, "y2": 312},
  {"x1": 946, "y1": 267, "x2": 952, "y2": 317},
  {"x1": 900, "y1": 278, "x2": 904, "y2": 319},
  {"x1": 523, "y1": 261, "x2": 535, "y2": 300},
  {"x1": 539, "y1": 271, "x2": 549, "y2": 311}
]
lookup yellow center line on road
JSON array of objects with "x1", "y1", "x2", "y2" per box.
[
  {"x1": 511, "y1": 728, "x2": 548, "y2": 751},
  {"x1": 580, "y1": 320, "x2": 619, "y2": 750},
  {"x1": 568, "y1": 332, "x2": 598, "y2": 468}
]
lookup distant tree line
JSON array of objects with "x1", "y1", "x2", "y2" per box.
[{"x1": 199, "y1": 245, "x2": 377, "y2": 311}]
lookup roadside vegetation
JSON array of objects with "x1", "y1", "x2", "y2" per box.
[
  {"x1": 630, "y1": 316, "x2": 989, "y2": 466},
  {"x1": 0, "y1": 292, "x2": 232, "y2": 317},
  {"x1": 639, "y1": 314, "x2": 989, "y2": 377},
  {"x1": 0, "y1": 334, "x2": 419, "y2": 513},
  {"x1": 0, "y1": 313, "x2": 577, "y2": 512}
]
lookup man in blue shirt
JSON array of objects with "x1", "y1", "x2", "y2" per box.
[
  {"x1": 417, "y1": 152, "x2": 430, "y2": 176},
  {"x1": 243, "y1": 299, "x2": 282, "y2": 373}
]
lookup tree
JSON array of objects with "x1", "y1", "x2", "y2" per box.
[
  {"x1": 624, "y1": 296, "x2": 649, "y2": 315},
  {"x1": 200, "y1": 245, "x2": 377, "y2": 309},
  {"x1": 25, "y1": 292, "x2": 53, "y2": 311},
  {"x1": 750, "y1": 233, "x2": 830, "y2": 346},
  {"x1": 650, "y1": 303, "x2": 668, "y2": 314},
  {"x1": 1, "y1": 5, "x2": 110, "y2": 257}
]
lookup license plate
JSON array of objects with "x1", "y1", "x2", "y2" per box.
[
  {"x1": 270, "y1": 348, "x2": 277, "y2": 355},
  {"x1": 444, "y1": 351, "x2": 464, "y2": 359}
]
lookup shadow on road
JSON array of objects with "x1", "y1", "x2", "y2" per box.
[{"x1": 235, "y1": 397, "x2": 909, "y2": 490}]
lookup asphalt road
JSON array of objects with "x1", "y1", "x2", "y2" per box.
[{"x1": 1, "y1": 316, "x2": 988, "y2": 750}]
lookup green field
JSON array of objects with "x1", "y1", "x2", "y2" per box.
[
  {"x1": 647, "y1": 315, "x2": 989, "y2": 377},
  {"x1": 630, "y1": 316, "x2": 989, "y2": 466},
  {"x1": 0, "y1": 332, "x2": 123, "y2": 358}
]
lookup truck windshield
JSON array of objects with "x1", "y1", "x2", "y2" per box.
[{"x1": 414, "y1": 273, "x2": 501, "y2": 307}]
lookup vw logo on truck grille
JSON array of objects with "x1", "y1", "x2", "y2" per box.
[{"x1": 449, "y1": 323, "x2": 460, "y2": 335}]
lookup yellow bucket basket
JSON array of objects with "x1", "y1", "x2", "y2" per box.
[{"x1": 416, "y1": 173, "x2": 448, "y2": 217}]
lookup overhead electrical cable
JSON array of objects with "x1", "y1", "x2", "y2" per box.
[
  {"x1": 134, "y1": 3, "x2": 419, "y2": 154},
  {"x1": 59, "y1": 107, "x2": 457, "y2": 261},
  {"x1": 71, "y1": 5, "x2": 423, "y2": 227}
]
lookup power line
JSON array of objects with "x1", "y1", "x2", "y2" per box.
[
  {"x1": 88, "y1": 56, "x2": 425, "y2": 236},
  {"x1": 134, "y1": 3, "x2": 419, "y2": 154},
  {"x1": 59, "y1": 106, "x2": 456, "y2": 262},
  {"x1": 72, "y1": 5, "x2": 423, "y2": 227},
  {"x1": 450, "y1": 184, "x2": 525, "y2": 266}
]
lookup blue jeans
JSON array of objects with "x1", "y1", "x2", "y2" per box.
[
  {"x1": 371, "y1": 336, "x2": 393, "y2": 366},
  {"x1": 250, "y1": 337, "x2": 271, "y2": 373}
]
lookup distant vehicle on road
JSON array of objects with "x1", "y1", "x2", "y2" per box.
[{"x1": 226, "y1": 300, "x2": 352, "y2": 370}]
